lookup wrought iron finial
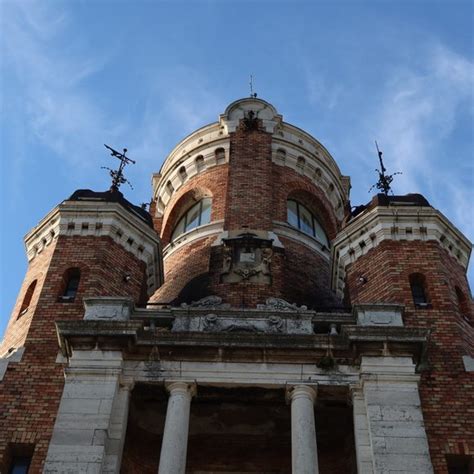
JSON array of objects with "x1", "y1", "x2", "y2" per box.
[
  {"x1": 249, "y1": 75, "x2": 257, "y2": 98},
  {"x1": 102, "y1": 144, "x2": 136, "y2": 191},
  {"x1": 369, "y1": 141, "x2": 401, "y2": 196}
]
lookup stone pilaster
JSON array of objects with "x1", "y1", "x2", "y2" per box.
[
  {"x1": 361, "y1": 357, "x2": 434, "y2": 474},
  {"x1": 44, "y1": 350, "x2": 128, "y2": 473}
]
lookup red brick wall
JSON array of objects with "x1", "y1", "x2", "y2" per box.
[
  {"x1": 0, "y1": 235, "x2": 149, "y2": 473},
  {"x1": 150, "y1": 120, "x2": 343, "y2": 308},
  {"x1": 345, "y1": 239, "x2": 474, "y2": 473},
  {"x1": 224, "y1": 123, "x2": 273, "y2": 230}
]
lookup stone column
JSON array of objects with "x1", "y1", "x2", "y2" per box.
[
  {"x1": 287, "y1": 384, "x2": 319, "y2": 474},
  {"x1": 158, "y1": 381, "x2": 196, "y2": 474}
]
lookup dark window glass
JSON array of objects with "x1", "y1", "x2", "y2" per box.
[
  {"x1": 8, "y1": 456, "x2": 31, "y2": 474},
  {"x1": 286, "y1": 200, "x2": 329, "y2": 247},
  {"x1": 410, "y1": 274, "x2": 428, "y2": 306},
  {"x1": 171, "y1": 198, "x2": 212, "y2": 241},
  {"x1": 60, "y1": 268, "x2": 81, "y2": 301}
]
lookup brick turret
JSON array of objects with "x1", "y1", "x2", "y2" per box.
[
  {"x1": 0, "y1": 189, "x2": 162, "y2": 472},
  {"x1": 332, "y1": 193, "x2": 474, "y2": 472},
  {"x1": 150, "y1": 98, "x2": 350, "y2": 309}
]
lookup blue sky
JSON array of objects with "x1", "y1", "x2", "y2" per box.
[{"x1": 1, "y1": 0, "x2": 473, "y2": 338}]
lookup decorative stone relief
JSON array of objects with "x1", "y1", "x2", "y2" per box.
[
  {"x1": 180, "y1": 295, "x2": 230, "y2": 309},
  {"x1": 171, "y1": 311, "x2": 312, "y2": 335},
  {"x1": 354, "y1": 303, "x2": 404, "y2": 327},
  {"x1": 220, "y1": 231, "x2": 274, "y2": 284},
  {"x1": 83, "y1": 297, "x2": 134, "y2": 321},
  {"x1": 257, "y1": 297, "x2": 308, "y2": 312}
]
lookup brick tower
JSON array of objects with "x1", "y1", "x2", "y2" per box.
[
  {"x1": 0, "y1": 189, "x2": 162, "y2": 472},
  {"x1": 0, "y1": 97, "x2": 472, "y2": 474}
]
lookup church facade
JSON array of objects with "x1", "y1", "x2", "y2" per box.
[{"x1": 0, "y1": 98, "x2": 473, "y2": 473}]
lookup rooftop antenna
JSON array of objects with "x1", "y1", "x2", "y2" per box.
[
  {"x1": 369, "y1": 141, "x2": 401, "y2": 196},
  {"x1": 102, "y1": 144, "x2": 136, "y2": 191},
  {"x1": 249, "y1": 74, "x2": 257, "y2": 98}
]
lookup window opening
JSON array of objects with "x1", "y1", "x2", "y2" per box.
[
  {"x1": 60, "y1": 268, "x2": 81, "y2": 302},
  {"x1": 171, "y1": 198, "x2": 212, "y2": 241},
  {"x1": 8, "y1": 456, "x2": 31, "y2": 474},
  {"x1": 18, "y1": 280, "x2": 37, "y2": 318},
  {"x1": 410, "y1": 273, "x2": 428, "y2": 306},
  {"x1": 286, "y1": 199, "x2": 329, "y2": 247}
]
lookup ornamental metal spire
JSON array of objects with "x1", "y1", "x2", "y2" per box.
[
  {"x1": 102, "y1": 144, "x2": 136, "y2": 191},
  {"x1": 369, "y1": 141, "x2": 401, "y2": 196}
]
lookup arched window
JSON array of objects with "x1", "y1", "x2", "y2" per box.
[
  {"x1": 215, "y1": 148, "x2": 225, "y2": 164},
  {"x1": 297, "y1": 156, "x2": 305, "y2": 171},
  {"x1": 195, "y1": 155, "x2": 205, "y2": 172},
  {"x1": 287, "y1": 199, "x2": 329, "y2": 247},
  {"x1": 179, "y1": 166, "x2": 187, "y2": 181},
  {"x1": 60, "y1": 268, "x2": 81, "y2": 302},
  {"x1": 166, "y1": 180, "x2": 174, "y2": 194},
  {"x1": 171, "y1": 198, "x2": 212, "y2": 241},
  {"x1": 409, "y1": 273, "x2": 428, "y2": 307},
  {"x1": 18, "y1": 280, "x2": 37, "y2": 318},
  {"x1": 276, "y1": 148, "x2": 286, "y2": 163}
]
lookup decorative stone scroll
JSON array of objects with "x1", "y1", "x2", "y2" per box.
[
  {"x1": 257, "y1": 297, "x2": 308, "y2": 312},
  {"x1": 180, "y1": 295, "x2": 230, "y2": 309}
]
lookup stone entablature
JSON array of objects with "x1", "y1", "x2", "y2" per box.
[
  {"x1": 24, "y1": 200, "x2": 164, "y2": 294},
  {"x1": 331, "y1": 204, "x2": 472, "y2": 298}
]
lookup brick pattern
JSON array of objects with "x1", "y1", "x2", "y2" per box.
[
  {"x1": 0, "y1": 235, "x2": 148, "y2": 473},
  {"x1": 345, "y1": 240, "x2": 474, "y2": 473},
  {"x1": 150, "y1": 120, "x2": 343, "y2": 308}
]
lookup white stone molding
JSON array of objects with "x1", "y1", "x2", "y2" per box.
[
  {"x1": 354, "y1": 304, "x2": 404, "y2": 327},
  {"x1": 0, "y1": 346, "x2": 25, "y2": 381},
  {"x1": 463, "y1": 355, "x2": 474, "y2": 372},
  {"x1": 24, "y1": 200, "x2": 163, "y2": 295},
  {"x1": 158, "y1": 381, "x2": 197, "y2": 474},
  {"x1": 351, "y1": 387, "x2": 374, "y2": 474},
  {"x1": 360, "y1": 356, "x2": 434, "y2": 474},
  {"x1": 331, "y1": 205, "x2": 472, "y2": 298},
  {"x1": 163, "y1": 220, "x2": 224, "y2": 259},
  {"x1": 44, "y1": 350, "x2": 129, "y2": 474},
  {"x1": 271, "y1": 140, "x2": 348, "y2": 221},
  {"x1": 124, "y1": 359, "x2": 359, "y2": 392},
  {"x1": 84, "y1": 297, "x2": 134, "y2": 321},
  {"x1": 153, "y1": 97, "x2": 350, "y2": 222},
  {"x1": 286, "y1": 384, "x2": 319, "y2": 474},
  {"x1": 273, "y1": 221, "x2": 330, "y2": 260},
  {"x1": 152, "y1": 139, "x2": 230, "y2": 210}
]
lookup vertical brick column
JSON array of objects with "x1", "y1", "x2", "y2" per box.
[{"x1": 225, "y1": 124, "x2": 273, "y2": 231}]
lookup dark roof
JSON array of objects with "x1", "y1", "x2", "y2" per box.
[
  {"x1": 67, "y1": 189, "x2": 153, "y2": 227},
  {"x1": 351, "y1": 193, "x2": 431, "y2": 219}
]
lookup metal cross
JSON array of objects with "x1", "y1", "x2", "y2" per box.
[{"x1": 102, "y1": 144, "x2": 136, "y2": 191}]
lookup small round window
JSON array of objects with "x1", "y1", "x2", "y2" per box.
[
  {"x1": 171, "y1": 198, "x2": 212, "y2": 241},
  {"x1": 287, "y1": 199, "x2": 329, "y2": 247}
]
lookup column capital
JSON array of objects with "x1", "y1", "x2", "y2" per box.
[
  {"x1": 165, "y1": 380, "x2": 197, "y2": 398},
  {"x1": 286, "y1": 384, "x2": 317, "y2": 404}
]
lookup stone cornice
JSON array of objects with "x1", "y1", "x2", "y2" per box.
[
  {"x1": 24, "y1": 200, "x2": 164, "y2": 295},
  {"x1": 331, "y1": 205, "x2": 472, "y2": 298}
]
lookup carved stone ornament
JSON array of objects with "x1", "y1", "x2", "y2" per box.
[
  {"x1": 221, "y1": 232, "x2": 273, "y2": 284},
  {"x1": 257, "y1": 297, "x2": 308, "y2": 312},
  {"x1": 201, "y1": 313, "x2": 283, "y2": 334},
  {"x1": 241, "y1": 110, "x2": 259, "y2": 131},
  {"x1": 180, "y1": 295, "x2": 230, "y2": 309}
]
